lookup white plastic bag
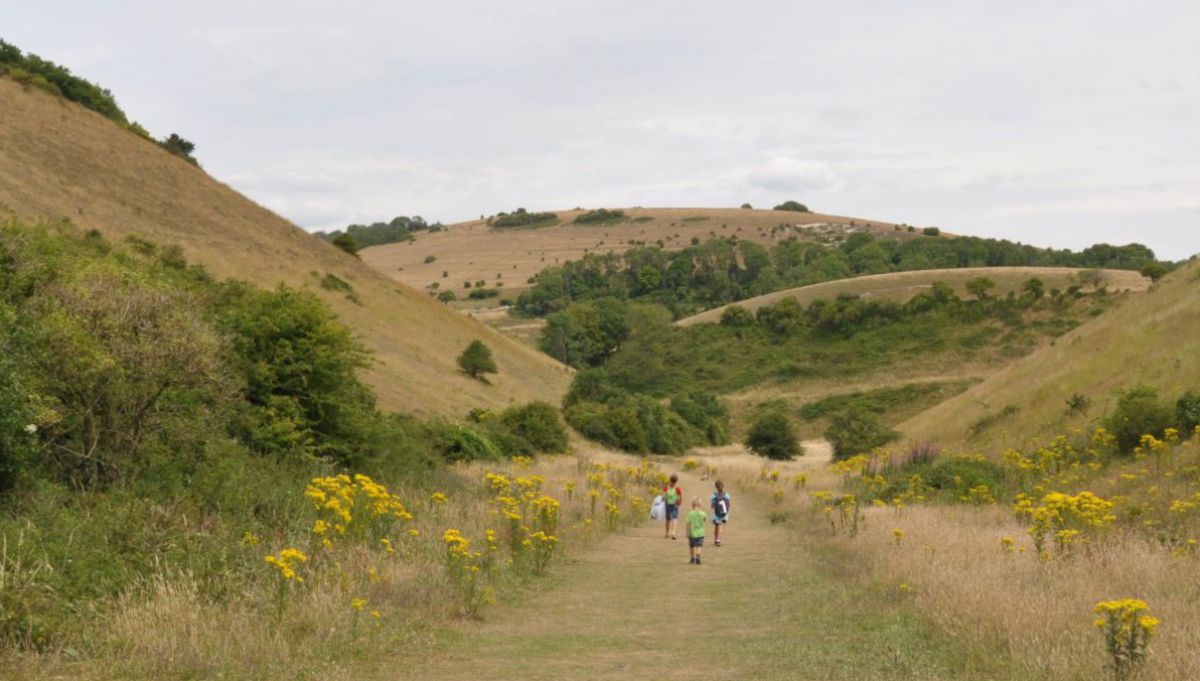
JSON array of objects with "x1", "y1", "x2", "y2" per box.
[{"x1": 650, "y1": 495, "x2": 665, "y2": 520}]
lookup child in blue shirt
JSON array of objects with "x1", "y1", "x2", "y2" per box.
[{"x1": 711, "y1": 480, "x2": 730, "y2": 546}]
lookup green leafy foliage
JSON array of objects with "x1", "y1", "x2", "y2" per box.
[
  {"x1": 457, "y1": 340, "x2": 498, "y2": 379},
  {"x1": 499, "y1": 401, "x2": 570, "y2": 453},
  {"x1": 517, "y1": 233, "x2": 1163, "y2": 320},
  {"x1": 746, "y1": 412, "x2": 800, "y2": 460},
  {"x1": 574, "y1": 208, "x2": 626, "y2": 225},
  {"x1": 825, "y1": 407, "x2": 900, "y2": 459},
  {"x1": 562, "y1": 369, "x2": 729, "y2": 454},
  {"x1": 1105, "y1": 385, "x2": 1175, "y2": 454},
  {"x1": 0, "y1": 38, "x2": 126, "y2": 124},
  {"x1": 316, "y1": 216, "x2": 440, "y2": 249},
  {"x1": 1177, "y1": 390, "x2": 1200, "y2": 436},
  {"x1": 490, "y1": 207, "x2": 558, "y2": 229},
  {"x1": 773, "y1": 200, "x2": 809, "y2": 212}
]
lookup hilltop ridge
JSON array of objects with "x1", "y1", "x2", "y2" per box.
[{"x1": 0, "y1": 77, "x2": 570, "y2": 415}]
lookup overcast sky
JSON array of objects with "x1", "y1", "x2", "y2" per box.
[{"x1": 4, "y1": 1, "x2": 1198, "y2": 259}]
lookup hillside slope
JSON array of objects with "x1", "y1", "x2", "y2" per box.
[
  {"x1": 362, "y1": 206, "x2": 903, "y2": 296},
  {"x1": 0, "y1": 78, "x2": 570, "y2": 415},
  {"x1": 899, "y1": 258, "x2": 1199, "y2": 454},
  {"x1": 678, "y1": 267, "x2": 1149, "y2": 326}
]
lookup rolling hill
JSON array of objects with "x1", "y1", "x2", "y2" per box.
[
  {"x1": 0, "y1": 77, "x2": 570, "y2": 415},
  {"x1": 361, "y1": 206, "x2": 905, "y2": 297},
  {"x1": 899, "y1": 257, "x2": 1199, "y2": 454},
  {"x1": 677, "y1": 267, "x2": 1150, "y2": 326}
]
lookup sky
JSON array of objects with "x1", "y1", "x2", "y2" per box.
[{"x1": 3, "y1": 1, "x2": 1198, "y2": 259}]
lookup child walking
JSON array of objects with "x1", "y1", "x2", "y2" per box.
[
  {"x1": 663, "y1": 474, "x2": 682, "y2": 540},
  {"x1": 686, "y1": 497, "x2": 707, "y2": 565},
  {"x1": 711, "y1": 480, "x2": 730, "y2": 546}
]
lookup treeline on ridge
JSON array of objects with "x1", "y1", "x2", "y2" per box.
[
  {"x1": 315, "y1": 215, "x2": 443, "y2": 254},
  {"x1": 0, "y1": 38, "x2": 198, "y2": 163},
  {"x1": 516, "y1": 231, "x2": 1164, "y2": 319}
]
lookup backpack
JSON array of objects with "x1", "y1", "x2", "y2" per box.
[
  {"x1": 664, "y1": 486, "x2": 679, "y2": 505},
  {"x1": 713, "y1": 493, "x2": 729, "y2": 518}
]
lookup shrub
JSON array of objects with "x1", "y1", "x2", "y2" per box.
[
  {"x1": 1139, "y1": 261, "x2": 1168, "y2": 282},
  {"x1": 574, "y1": 208, "x2": 626, "y2": 225},
  {"x1": 423, "y1": 255, "x2": 436, "y2": 264},
  {"x1": 491, "y1": 208, "x2": 558, "y2": 229},
  {"x1": 740, "y1": 203, "x2": 752, "y2": 209},
  {"x1": 1105, "y1": 385, "x2": 1174, "y2": 454},
  {"x1": 159, "y1": 133, "x2": 197, "y2": 163},
  {"x1": 427, "y1": 422, "x2": 502, "y2": 462},
  {"x1": 719, "y1": 305, "x2": 755, "y2": 327},
  {"x1": 1175, "y1": 390, "x2": 1200, "y2": 436},
  {"x1": 922, "y1": 227, "x2": 941, "y2": 236},
  {"x1": 457, "y1": 340, "x2": 497, "y2": 380},
  {"x1": 437, "y1": 290, "x2": 457, "y2": 303},
  {"x1": 499, "y1": 402, "x2": 569, "y2": 453},
  {"x1": 773, "y1": 200, "x2": 809, "y2": 212},
  {"x1": 746, "y1": 412, "x2": 800, "y2": 460},
  {"x1": 467, "y1": 288, "x2": 499, "y2": 300},
  {"x1": 825, "y1": 407, "x2": 898, "y2": 459}
]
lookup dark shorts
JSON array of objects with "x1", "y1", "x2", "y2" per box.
[
  {"x1": 689, "y1": 536, "x2": 704, "y2": 548},
  {"x1": 665, "y1": 504, "x2": 679, "y2": 520}
]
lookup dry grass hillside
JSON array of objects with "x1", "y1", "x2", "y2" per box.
[
  {"x1": 900, "y1": 258, "x2": 1200, "y2": 454},
  {"x1": 362, "y1": 206, "x2": 904, "y2": 296},
  {"x1": 0, "y1": 78, "x2": 570, "y2": 415},
  {"x1": 678, "y1": 267, "x2": 1149, "y2": 326}
]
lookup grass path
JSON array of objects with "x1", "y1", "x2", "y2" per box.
[{"x1": 401, "y1": 463, "x2": 1004, "y2": 680}]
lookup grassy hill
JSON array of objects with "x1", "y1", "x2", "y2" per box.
[
  {"x1": 362, "y1": 206, "x2": 904, "y2": 297},
  {"x1": 0, "y1": 77, "x2": 569, "y2": 415},
  {"x1": 899, "y1": 257, "x2": 1200, "y2": 453},
  {"x1": 678, "y1": 267, "x2": 1149, "y2": 326}
]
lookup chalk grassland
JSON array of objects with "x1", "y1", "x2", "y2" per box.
[
  {"x1": 362, "y1": 207, "x2": 903, "y2": 298},
  {"x1": 677, "y1": 267, "x2": 1149, "y2": 326},
  {"x1": 0, "y1": 78, "x2": 569, "y2": 415},
  {"x1": 900, "y1": 258, "x2": 1200, "y2": 455}
]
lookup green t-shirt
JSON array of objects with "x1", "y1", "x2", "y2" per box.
[{"x1": 687, "y1": 509, "x2": 707, "y2": 538}]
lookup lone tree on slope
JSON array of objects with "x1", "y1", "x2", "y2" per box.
[{"x1": 458, "y1": 340, "x2": 497, "y2": 381}]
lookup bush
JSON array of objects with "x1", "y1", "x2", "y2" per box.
[
  {"x1": 427, "y1": 422, "x2": 502, "y2": 463},
  {"x1": 574, "y1": 208, "x2": 626, "y2": 225},
  {"x1": 1175, "y1": 390, "x2": 1200, "y2": 436},
  {"x1": 437, "y1": 290, "x2": 457, "y2": 303},
  {"x1": 719, "y1": 305, "x2": 755, "y2": 327},
  {"x1": 1104, "y1": 386, "x2": 1171, "y2": 455},
  {"x1": 740, "y1": 203, "x2": 752, "y2": 209},
  {"x1": 1105, "y1": 385, "x2": 1175, "y2": 454},
  {"x1": 746, "y1": 412, "x2": 800, "y2": 460},
  {"x1": 457, "y1": 340, "x2": 497, "y2": 380},
  {"x1": 423, "y1": 255, "x2": 436, "y2": 264},
  {"x1": 825, "y1": 407, "x2": 899, "y2": 459},
  {"x1": 467, "y1": 288, "x2": 500, "y2": 300},
  {"x1": 491, "y1": 208, "x2": 558, "y2": 228},
  {"x1": 773, "y1": 200, "x2": 809, "y2": 212},
  {"x1": 500, "y1": 402, "x2": 569, "y2": 453},
  {"x1": 923, "y1": 227, "x2": 941, "y2": 236}
]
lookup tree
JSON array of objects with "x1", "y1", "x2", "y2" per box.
[
  {"x1": 458, "y1": 340, "x2": 498, "y2": 380},
  {"x1": 160, "y1": 133, "x2": 197, "y2": 163},
  {"x1": 965, "y1": 277, "x2": 996, "y2": 300},
  {"x1": 740, "y1": 203, "x2": 753, "y2": 209},
  {"x1": 1139, "y1": 261, "x2": 1169, "y2": 282},
  {"x1": 1022, "y1": 277, "x2": 1045, "y2": 300},
  {"x1": 331, "y1": 233, "x2": 359, "y2": 256},
  {"x1": 746, "y1": 412, "x2": 801, "y2": 460},
  {"x1": 773, "y1": 200, "x2": 809, "y2": 212}
]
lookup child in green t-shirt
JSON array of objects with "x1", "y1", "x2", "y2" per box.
[{"x1": 686, "y1": 497, "x2": 707, "y2": 565}]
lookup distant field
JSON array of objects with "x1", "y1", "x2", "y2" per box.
[
  {"x1": 899, "y1": 258, "x2": 1200, "y2": 454},
  {"x1": 677, "y1": 267, "x2": 1149, "y2": 326},
  {"x1": 362, "y1": 207, "x2": 906, "y2": 297}
]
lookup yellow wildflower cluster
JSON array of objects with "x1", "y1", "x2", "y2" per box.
[
  {"x1": 1015, "y1": 490, "x2": 1115, "y2": 554},
  {"x1": 264, "y1": 547, "x2": 307, "y2": 583},
  {"x1": 1093, "y1": 599, "x2": 1159, "y2": 678},
  {"x1": 305, "y1": 474, "x2": 413, "y2": 546},
  {"x1": 682, "y1": 458, "x2": 700, "y2": 471}
]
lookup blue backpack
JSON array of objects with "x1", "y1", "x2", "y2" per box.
[{"x1": 713, "y1": 493, "x2": 729, "y2": 518}]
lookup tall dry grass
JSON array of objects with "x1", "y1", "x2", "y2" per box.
[{"x1": 2, "y1": 452, "x2": 660, "y2": 680}]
